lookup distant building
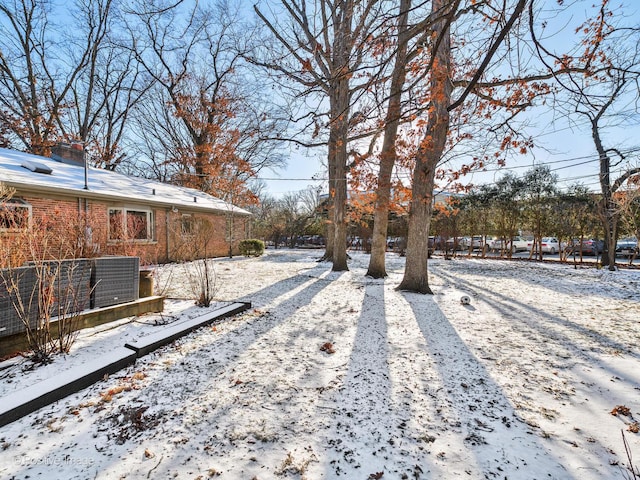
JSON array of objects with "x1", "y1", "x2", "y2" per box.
[{"x1": 0, "y1": 145, "x2": 251, "y2": 264}]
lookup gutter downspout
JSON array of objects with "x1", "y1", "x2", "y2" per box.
[{"x1": 165, "y1": 209, "x2": 171, "y2": 262}]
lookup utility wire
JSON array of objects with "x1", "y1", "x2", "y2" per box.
[{"x1": 253, "y1": 146, "x2": 640, "y2": 182}]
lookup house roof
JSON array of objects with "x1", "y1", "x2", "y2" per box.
[{"x1": 0, "y1": 148, "x2": 251, "y2": 216}]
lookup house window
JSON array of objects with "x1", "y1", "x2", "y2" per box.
[
  {"x1": 181, "y1": 214, "x2": 194, "y2": 235},
  {"x1": 108, "y1": 207, "x2": 154, "y2": 241},
  {"x1": 0, "y1": 198, "x2": 31, "y2": 231}
]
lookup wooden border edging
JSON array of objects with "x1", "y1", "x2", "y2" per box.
[
  {"x1": 0, "y1": 300, "x2": 251, "y2": 428},
  {"x1": 0, "y1": 296, "x2": 165, "y2": 358},
  {"x1": 124, "y1": 301, "x2": 251, "y2": 357},
  {"x1": 0, "y1": 347, "x2": 136, "y2": 428}
]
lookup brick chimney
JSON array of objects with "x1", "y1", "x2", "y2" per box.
[{"x1": 51, "y1": 142, "x2": 85, "y2": 166}]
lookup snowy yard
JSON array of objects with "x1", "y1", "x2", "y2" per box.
[{"x1": 1, "y1": 249, "x2": 639, "y2": 479}]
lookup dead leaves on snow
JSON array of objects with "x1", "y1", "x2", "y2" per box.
[
  {"x1": 104, "y1": 405, "x2": 162, "y2": 445},
  {"x1": 275, "y1": 449, "x2": 318, "y2": 476},
  {"x1": 611, "y1": 405, "x2": 631, "y2": 417},
  {"x1": 99, "y1": 371, "x2": 148, "y2": 403},
  {"x1": 610, "y1": 405, "x2": 639, "y2": 433},
  {"x1": 320, "y1": 342, "x2": 336, "y2": 354}
]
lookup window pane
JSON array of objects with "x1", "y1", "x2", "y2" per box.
[
  {"x1": 0, "y1": 204, "x2": 29, "y2": 229},
  {"x1": 126, "y1": 210, "x2": 149, "y2": 240},
  {"x1": 181, "y1": 215, "x2": 193, "y2": 235},
  {"x1": 109, "y1": 209, "x2": 124, "y2": 240}
]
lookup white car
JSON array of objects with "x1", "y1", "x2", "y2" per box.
[
  {"x1": 445, "y1": 236, "x2": 470, "y2": 251},
  {"x1": 470, "y1": 236, "x2": 489, "y2": 252},
  {"x1": 489, "y1": 236, "x2": 529, "y2": 253},
  {"x1": 528, "y1": 237, "x2": 560, "y2": 254}
]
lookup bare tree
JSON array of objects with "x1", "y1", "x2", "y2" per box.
[
  {"x1": 366, "y1": 0, "x2": 414, "y2": 278},
  {"x1": 0, "y1": 0, "x2": 116, "y2": 154},
  {"x1": 573, "y1": 67, "x2": 640, "y2": 269},
  {"x1": 397, "y1": 0, "x2": 554, "y2": 293},
  {"x1": 127, "y1": 1, "x2": 285, "y2": 200},
  {"x1": 69, "y1": 24, "x2": 154, "y2": 170},
  {"x1": 253, "y1": 0, "x2": 383, "y2": 271},
  {"x1": 250, "y1": 187, "x2": 323, "y2": 247},
  {"x1": 530, "y1": 2, "x2": 640, "y2": 270},
  {"x1": 398, "y1": 0, "x2": 456, "y2": 292}
]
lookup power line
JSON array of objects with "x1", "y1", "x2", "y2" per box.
[
  {"x1": 246, "y1": 139, "x2": 640, "y2": 191},
  {"x1": 253, "y1": 146, "x2": 640, "y2": 183}
]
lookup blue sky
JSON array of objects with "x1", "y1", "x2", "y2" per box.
[{"x1": 257, "y1": 1, "x2": 640, "y2": 199}]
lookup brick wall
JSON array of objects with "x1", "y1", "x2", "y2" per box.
[
  {"x1": 1, "y1": 193, "x2": 250, "y2": 266},
  {"x1": 165, "y1": 209, "x2": 249, "y2": 261}
]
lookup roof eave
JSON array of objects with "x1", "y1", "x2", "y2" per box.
[{"x1": 2, "y1": 181, "x2": 252, "y2": 217}]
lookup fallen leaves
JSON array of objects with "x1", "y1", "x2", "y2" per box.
[
  {"x1": 100, "y1": 384, "x2": 128, "y2": 403},
  {"x1": 99, "y1": 371, "x2": 148, "y2": 403},
  {"x1": 320, "y1": 342, "x2": 335, "y2": 354},
  {"x1": 611, "y1": 405, "x2": 631, "y2": 417},
  {"x1": 105, "y1": 405, "x2": 161, "y2": 445},
  {"x1": 611, "y1": 405, "x2": 639, "y2": 433}
]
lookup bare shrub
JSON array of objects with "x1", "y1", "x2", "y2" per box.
[
  {"x1": 185, "y1": 258, "x2": 218, "y2": 307},
  {"x1": 0, "y1": 188, "x2": 93, "y2": 362},
  {"x1": 170, "y1": 216, "x2": 219, "y2": 307},
  {"x1": 1, "y1": 257, "x2": 91, "y2": 362}
]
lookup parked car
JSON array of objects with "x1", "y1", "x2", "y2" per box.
[
  {"x1": 565, "y1": 238, "x2": 604, "y2": 256},
  {"x1": 528, "y1": 237, "x2": 560, "y2": 254},
  {"x1": 616, "y1": 238, "x2": 639, "y2": 257},
  {"x1": 489, "y1": 236, "x2": 529, "y2": 253},
  {"x1": 470, "y1": 236, "x2": 489, "y2": 252},
  {"x1": 387, "y1": 237, "x2": 403, "y2": 250},
  {"x1": 428, "y1": 236, "x2": 436, "y2": 257},
  {"x1": 445, "y1": 236, "x2": 470, "y2": 251},
  {"x1": 445, "y1": 236, "x2": 488, "y2": 252}
]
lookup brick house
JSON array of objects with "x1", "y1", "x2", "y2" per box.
[{"x1": 0, "y1": 145, "x2": 252, "y2": 265}]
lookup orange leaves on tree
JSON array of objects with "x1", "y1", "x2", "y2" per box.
[
  {"x1": 167, "y1": 85, "x2": 258, "y2": 207},
  {"x1": 433, "y1": 199, "x2": 460, "y2": 217},
  {"x1": 301, "y1": 58, "x2": 313, "y2": 72}
]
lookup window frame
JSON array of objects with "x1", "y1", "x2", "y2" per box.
[
  {"x1": 0, "y1": 198, "x2": 32, "y2": 232},
  {"x1": 108, "y1": 206, "x2": 156, "y2": 243},
  {"x1": 180, "y1": 214, "x2": 194, "y2": 236}
]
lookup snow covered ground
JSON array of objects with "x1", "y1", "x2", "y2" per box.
[{"x1": 1, "y1": 249, "x2": 639, "y2": 479}]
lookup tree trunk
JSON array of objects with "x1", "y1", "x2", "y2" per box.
[
  {"x1": 593, "y1": 118, "x2": 617, "y2": 270},
  {"x1": 327, "y1": 3, "x2": 354, "y2": 273},
  {"x1": 600, "y1": 196, "x2": 618, "y2": 269},
  {"x1": 398, "y1": 0, "x2": 451, "y2": 293},
  {"x1": 320, "y1": 219, "x2": 335, "y2": 261},
  {"x1": 398, "y1": 153, "x2": 438, "y2": 293},
  {"x1": 330, "y1": 84, "x2": 351, "y2": 272},
  {"x1": 367, "y1": 0, "x2": 411, "y2": 279},
  {"x1": 319, "y1": 160, "x2": 335, "y2": 262}
]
